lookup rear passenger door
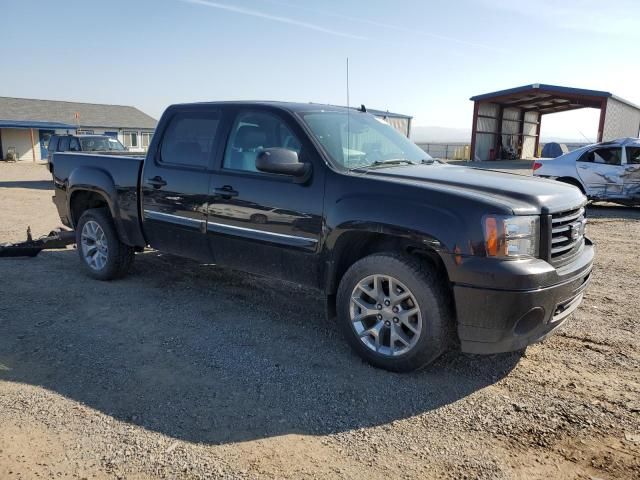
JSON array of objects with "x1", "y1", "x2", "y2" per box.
[
  {"x1": 576, "y1": 146, "x2": 624, "y2": 198},
  {"x1": 141, "y1": 107, "x2": 227, "y2": 262},
  {"x1": 205, "y1": 107, "x2": 325, "y2": 288}
]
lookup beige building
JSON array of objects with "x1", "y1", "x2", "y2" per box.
[{"x1": 0, "y1": 97, "x2": 157, "y2": 161}]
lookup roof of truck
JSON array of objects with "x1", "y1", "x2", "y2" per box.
[{"x1": 174, "y1": 100, "x2": 412, "y2": 118}]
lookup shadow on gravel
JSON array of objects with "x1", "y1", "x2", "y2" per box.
[
  {"x1": 0, "y1": 180, "x2": 53, "y2": 190},
  {"x1": 587, "y1": 203, "x2": 640, "y2": 221},
  {"x1": 0, "y1": 249, "x2": 521, "y2": 444}
]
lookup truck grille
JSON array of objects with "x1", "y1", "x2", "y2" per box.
[{"x1": 549, "y1": 206, "x2": 586, "y2": 264}]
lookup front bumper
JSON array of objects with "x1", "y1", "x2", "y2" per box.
[{"x1": 453, "y1": 239, "x2": 594, "y2": 354}]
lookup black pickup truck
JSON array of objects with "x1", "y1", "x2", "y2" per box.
[{"x1": 50, "y1": 101, "x2": 594, "y2": 372}]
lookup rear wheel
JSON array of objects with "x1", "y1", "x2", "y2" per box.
[
  {"x1": 336, "y1": 253, "x2": 453, "y2": 372},
  {"x1": 76, "y1": 208, "x2": 134, "y2": 280}
]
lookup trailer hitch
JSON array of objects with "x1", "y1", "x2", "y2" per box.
[{"x1": 0, "y1": 227, "x2": 76, "y2": 258}]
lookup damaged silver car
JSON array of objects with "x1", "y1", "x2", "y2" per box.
[{"x1": 533, "y1": 137, "x2": 640, "y2": 206}]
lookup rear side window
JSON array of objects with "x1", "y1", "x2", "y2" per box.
[
  {"x1": 578, "y1": 147, "x2": 622, "y2": 165},
  {"x1": 160, "y1": 111, "x2": 221, "y2": 168},
  {"x1": 48, "y1": 136, "x2": 58, "y2": 152},
  {"x1": 69, "y1": 137, "x2": 81, "y2": 151},
  {"x1": 627, "y1": 147, "x2": 640, "y2": 165},
  {"x1": 58, "y1": 136, "x2": 70, "y2": 151}
]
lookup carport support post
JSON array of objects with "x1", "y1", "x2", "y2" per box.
[
  {"x1": 597, "y1": 99, "x2": 607, "y2": 142},
  {"x1": 470, "y1": 102, "x2": 479, "y2": 162},
  {"x1": 534, "y1": 113, "x2": 542, "y2": 158},
  {"x1": 30, "y1": 128, "x2": 36, "y2": 162},
  {"x1": 494, "y1": 106, "x2": 505, "y2": 160}
]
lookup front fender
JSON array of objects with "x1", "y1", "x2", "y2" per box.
[{"x1": 325, "y1": 192, "x2": 468, "y2": 255}]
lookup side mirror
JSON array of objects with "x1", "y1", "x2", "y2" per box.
[{"x1": 256, "y1": 148, "x2": 310, "y2": 179}]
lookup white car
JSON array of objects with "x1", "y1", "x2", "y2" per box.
[{"x1": 533, "y1": 137, "x2": 640, "y2": 206}]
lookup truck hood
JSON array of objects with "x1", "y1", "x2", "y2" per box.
[{"x1": 356, "y1": 163, "x2": 586, "y2": 214}]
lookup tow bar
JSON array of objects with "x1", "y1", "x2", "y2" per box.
[{"x1": 0, "y1": 227, "x2": 75, "y2": 258}]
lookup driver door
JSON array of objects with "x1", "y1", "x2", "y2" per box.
[
  {"x1": 576, "y1": 146, "x2": 624, "y2": 199},
  {"x1": 206, "y1": 107, "x2": 324, "y2": 288}
]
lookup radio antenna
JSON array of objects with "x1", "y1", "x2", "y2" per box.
[
  {"x1": 346, "y1": 57, "x2": 350, "y2": 109},
  {"x1": 346, "y1": 57, "x2": 350, "y2": 168}
]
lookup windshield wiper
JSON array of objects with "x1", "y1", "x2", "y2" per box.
[
  {"x1": 421, "y1": 158, "x2": 436, "y2": 164},
  {"x1": 353, "y1": 159, "x2": 416, "y2": 170}
]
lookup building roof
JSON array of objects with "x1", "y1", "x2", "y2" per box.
[
  {"x1": 470, "y1": 83, "x2": 640, "y2": 114},
  {"x1": 0, "y1": 119, "x2": 77, "y2": 130},
  {"x1": 364, "y1": 108, "x2": 412, "y2": 119},
  {"x1": 0, "y1": 96, "x2": 157, "y2": 129}
]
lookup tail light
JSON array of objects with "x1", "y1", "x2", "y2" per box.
[{"x1": 532, "y1": 161, "x2": 543, "y2": 171}]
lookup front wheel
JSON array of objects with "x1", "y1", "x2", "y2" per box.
[
  {"x1": 76, "y1": 208, "x2": 134, "y2": 280},
  {"x1": 336, "y1": 253, "x2": 453, "y2": 372}
]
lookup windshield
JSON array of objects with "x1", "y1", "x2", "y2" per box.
[
  {"x1": 79, "y1": 136, "x2": 126, "y2": 152},
  {"x1": 300, "y1": 111, "x2": 431, "y2": 169}
]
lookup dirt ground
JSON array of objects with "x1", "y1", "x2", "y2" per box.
[{"x1": 0, "y1": 162, "x2": 638, "y2": 479}]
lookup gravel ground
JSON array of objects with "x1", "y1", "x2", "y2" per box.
[{"x1": 0, "y1": 162, "x2": 638, "y2": 479}]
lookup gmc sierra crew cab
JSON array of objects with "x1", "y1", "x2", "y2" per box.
[{"x1": 50, "y1": 101, "x2": 594, "y2": 372}]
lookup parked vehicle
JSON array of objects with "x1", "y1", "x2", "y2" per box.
[
  {"x1": 49, "y1": 101, "x2": 594, "y2": 372},
  {"x1": 46, "y1": 134, "x2": 132, "y2": 163},
  {"x1": 533, "y1": 137, "x2": 640, "y2": 206}
]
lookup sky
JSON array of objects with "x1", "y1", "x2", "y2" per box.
[{"x1": 2, "y1": 0, "x2": 639, "y2": 141}]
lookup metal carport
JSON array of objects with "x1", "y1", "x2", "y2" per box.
[{"x1": 469, "y1": 83, "x2": 640, "y2": 161}]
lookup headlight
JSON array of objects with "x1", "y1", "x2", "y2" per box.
[{"x1": 483, "y1": 215, "x2": 539, "y2": 258}]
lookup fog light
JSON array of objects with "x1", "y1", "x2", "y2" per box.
[{"x1": 513, "y1": 307, "x2": 545, "y2": 336}]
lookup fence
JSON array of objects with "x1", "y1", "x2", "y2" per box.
[
  {"x1": 416, "y1": 142, "x2": 590, "y2": 161},
  {"x1": 416, "y1": 143, "x2": 470, "y2": 160}
]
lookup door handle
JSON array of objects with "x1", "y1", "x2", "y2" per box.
[
  {"x1": 214, "y1": 186, "x2": 238, "y2": 198},
  {"x1": 147, "y1": 176, "x2": 167, "y2": 189}
]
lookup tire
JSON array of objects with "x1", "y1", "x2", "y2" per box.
[
  {"x1": 336, "y1": 253, "x2": 453, "y2": 372},
  {"x1": 75, "y1": 208, "x2": 135, "y2": 280}
]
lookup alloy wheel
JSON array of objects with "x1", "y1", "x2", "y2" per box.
[
  {"x1": 81, "y1": 220, "x2": 108, "y2": 271},
  {"x1": 349, "y1": 274, "x2": 422, "y2": 356}
]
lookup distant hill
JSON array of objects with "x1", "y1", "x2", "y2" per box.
[{"x1": 410, "y1": 125, "x2": 588, "y2": 144}]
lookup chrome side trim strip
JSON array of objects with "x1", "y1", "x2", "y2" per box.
[
  {"x1": 143, "y1": 209, "x2": 203, "y2": 229},
  {"x1": 206, "y1": 221, "x2": 318, "y2": 249},
  {"x1": 142, "y1": 210, "x2": 318, "y2": 249}
]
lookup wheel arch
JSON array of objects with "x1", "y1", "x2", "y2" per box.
[
  {"x1": 323, "y1": 229, "x2": 451, "y2": 319},
  {"x1": 67, "y1": 167, "x2": 142, "y2": 247},
  {"x1": 69, "y1": 189, "x2": 112, "y2": 227}
]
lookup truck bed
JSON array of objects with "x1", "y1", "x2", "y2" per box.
[{"x1": 50, "y1": 152, "x2": 146, "y2": 247}]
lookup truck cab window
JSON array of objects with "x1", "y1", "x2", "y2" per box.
[
  {"x1": 69, "y1": 138, "x2": 81, "y2": 152},
  {"x1": 47, "y1": 137, "x2": 58, "y2": 153},
  {"x1": 58, "y1": 137, "x2": 70, "y2": 151},
  {"x1": 223, "y1": 111, "x2": 301, "y2": 172},
  {"x1": 160, "y1": 111, "x2": 221, "y2": 168}
]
